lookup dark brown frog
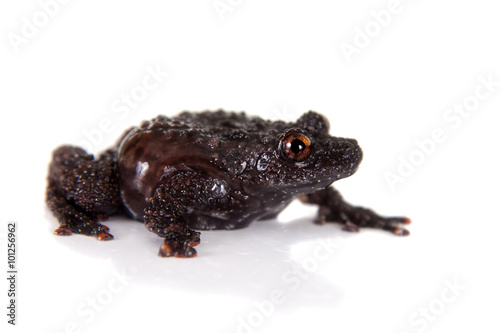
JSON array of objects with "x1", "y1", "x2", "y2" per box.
[{"x1": 46, "y1": 110, "x2": 410, "y2": 257}]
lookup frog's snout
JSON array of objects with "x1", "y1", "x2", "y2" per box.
[
  {"x1": 344, "y1": 138, "x2": 363, "y2": 163},
  {"x1": 331, "y1": 137, "x2": 363, "y2": 178}
]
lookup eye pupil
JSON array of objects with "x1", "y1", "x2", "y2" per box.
[{"x1": 290, "y1": 139, "x2": 305, "y2": 153}]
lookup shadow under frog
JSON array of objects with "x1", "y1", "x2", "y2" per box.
[{"x1": 51, "y1": 212, "x2": 357, "y2": 310}]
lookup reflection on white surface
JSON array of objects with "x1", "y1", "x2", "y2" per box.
[{"x1": 53, "y1": 211, "x2": 351, "y2": 307}]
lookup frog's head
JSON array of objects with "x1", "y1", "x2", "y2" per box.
[{"x1": 251, "y1": 111, "x2": 363, "y2": 195}]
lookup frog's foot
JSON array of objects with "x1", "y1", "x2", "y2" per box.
[
  {"x1": 158, "y1": 230, "x2": 201, "y2": 258},
  {"x1": 145, "y1": 221, "x2": 200, "y2": 258},
  {"x1": 54, "y1": 226, "x2": 114, "y2": 240},
  {"x1": 321, "y1": 206, "x2": 411, "y2": 236},
  {"x1": 48, "y1": 184, "x2": 114, "y2": 240},
  {"x1": 53, "y1": 218, "x2": 114, "y2": 240},
  {"x1": 159, "y1": 241, "x2": 197, "y2": 258}
]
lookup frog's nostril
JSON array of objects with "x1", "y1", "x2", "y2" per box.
[{"x1": 339, "y1": 139, "x2": 360, "y2": 155}]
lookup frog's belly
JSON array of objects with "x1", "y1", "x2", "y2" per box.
[
  {"x1": 184, "y1": 213, "x2": 254, "y2": 230},
  {"x1": 184, "y1": 200, "x2": 290, "y2": 230}
]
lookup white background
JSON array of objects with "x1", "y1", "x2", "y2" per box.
[{"x1": 1, "y1": 1, "x2": 499, "y2": 332}]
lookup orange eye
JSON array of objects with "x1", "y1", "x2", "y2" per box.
[{"x1": 280, "y1": 132, "x2": 312, "y2": 162}]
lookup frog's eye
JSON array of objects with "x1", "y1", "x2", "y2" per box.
[{"x1": 280, "y1": 132, "x2": 312, "y2": 162}]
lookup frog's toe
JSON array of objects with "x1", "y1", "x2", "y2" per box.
[
  {"x1": 382, "y1": 223, "x2": 410, "y2": 236},
  {"x1": 341, "y1": 220, "x2": 360, "y2": 232},
  {"x1": 159, "y1": 243, "x2": 173, "y2": 257},
  {"x1": 54, "y1": 227, "x2": 73, "y2": 236},
  {"x1": 158, "y1": 242, "x2": 197, "y2": 258},
  {"x1": 189, "y1": 232, "x2": 201, "y2": 246},
  {"x1": 97, "y1": 231, "x2": 114, "y2": 240},
  {"x1": 174, "y1": 247, "x2": 198, "y2": 258},
  {"x1": 376, "y1": 216, "x2": 411, "y2": 236}
]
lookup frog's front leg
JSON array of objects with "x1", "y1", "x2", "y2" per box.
[
  {"x1": 143, "y1": 172, "x2": 204, "y2": 258},
  {"x1": 301, "y1": 187, "x2": 411, "y2": 236}
]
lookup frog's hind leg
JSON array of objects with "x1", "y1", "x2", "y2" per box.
[{"x1": 46, "y1": 145, "x2": 121, "y2": 240}]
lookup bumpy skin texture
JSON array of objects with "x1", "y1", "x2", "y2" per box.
[
  {"x1": 46, "y1": 110, "x2": 410, "y2": 257},
  {"x1": 47, "y1": 146, "x2": 120, "y2": 240}
]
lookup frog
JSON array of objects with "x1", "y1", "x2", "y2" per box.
[{"x1": 46, "y1": 110, "x2": 410, "y2": 258}]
